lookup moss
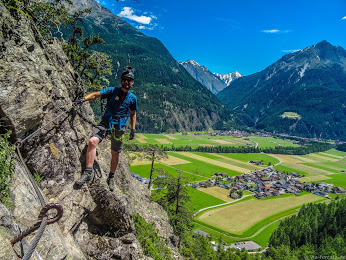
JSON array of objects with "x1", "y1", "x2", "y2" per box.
[{"x1": 49, "y1": 142, "x2": 60, "y2": 159}]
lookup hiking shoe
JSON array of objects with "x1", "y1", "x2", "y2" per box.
[
  {"x1": 75, "y1": 171, "x2": 93, "y2": 186},
  {"x1": 107, "y1": 173, "x2": 115, "y2": 191}
]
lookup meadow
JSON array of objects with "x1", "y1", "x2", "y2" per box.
[
  {"x1": 129, "y1": 151, "x2": 280, "y2": 180},
  {"x1": 132, "y1": 133, "x2": 299, "y2": 149},
  {"x1": 128, "y1": 133, "x2": 346, "y2": 247},
  {"x1": 272, "y1": 150, "x2": 346, "y2": 182},
  {"x1": 195, "y1": 193, "x2": 324, "y2": 236}
]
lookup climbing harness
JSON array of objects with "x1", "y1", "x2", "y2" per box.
[{"x1": 10, "y1": 203, "x2": 63, "y2": 260}]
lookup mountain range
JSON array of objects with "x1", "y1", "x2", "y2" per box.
[
  {"x1": 180, "y1": 60, "x2": 241, "y2": 94},
  {"x1": 217, "y1": 40, "x2": 346, "y2": 140},
  {"x1": 69, "y1": 0, "x2": 231, "y2": 133}
]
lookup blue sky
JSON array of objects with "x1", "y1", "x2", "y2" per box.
[{"x1": 99, "y1": 0, "x2": 346, "y2": 76}]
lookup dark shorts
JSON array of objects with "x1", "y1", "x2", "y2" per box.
[{"x1": 91, "y1": 123, "x2": 125, "y2": 152}]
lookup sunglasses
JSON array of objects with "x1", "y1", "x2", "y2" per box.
[{"x1": 122, "y1": 78, "x2": 133, "y2": 82}]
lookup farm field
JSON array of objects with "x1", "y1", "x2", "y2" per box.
[
  {"x1": 247, "y1": 136, "x2": 300, "y2": 148},
  {"x1": 128, "y1": 142, "x2": 346, "y2": 247},
  {"x1": 198, "y1": 186, "x2": 234, "y2": 202},
  {"x1": 187, "y1": 187, "x2": 226, "y2": 211},
  {"x1": 131, "y1": 133, "x2": 299, "y2": 149},
  {"x1": 130, "y1": 152, "x2": 280, "y2": 180},
  {"x1": 272, "y1": 150, "x2": 346, "y2": 178},
  {"x1": 196, "y1": 193, "x2": 325, "y2": 236}
]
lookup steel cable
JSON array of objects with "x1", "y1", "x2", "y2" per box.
[{"x1": 22, "y1": 217, "x2": 48, "y2": 260}]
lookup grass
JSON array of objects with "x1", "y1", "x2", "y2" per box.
[
  {"x1": 323, "y1": 149, "x2": 346, "y2": 157},
  {"x1": 274, "y1": 164, "x2": 310, "y2": 176},
  {"x1": 129, "y1": 163, "x2": 207, "y2": 182},
  {"x1": 272, "y1": 151, "x2": 346, "y2": 177},
  {"x1": 168, "y1": 152, "x2": 242, "y2": 177},
  {"x1": 280, "y1": 112, "x2": 301, "y2": 120},
  {"x1": 192, "y1": 153, "x2": 260, "y2": 172},
  {"x1": 198, "y1": 187, "x2": 234, "y2": 202},
  {"x1": 188, "y1": 187, "x2": 226, "y2": 211},
  {"x1": 215, "y1": 153, "x2": 280, "y2": 165},
  {"x1": 302, "y1": 163, "x2": 343, "y2": 173},
  {"x1": 251, "y1": 221, "x2": 280, "y2": 246},
  {"x1": 322, "y1": 173, "x2": 346, "y2": 188},
  {"x1": 131, "y1": 133, "x2": 299, "y2": 149},
  {"x1": 196, "y1": 193, "x2": 324, "y2": 236},
  {"x1": 248, "y1": 136, "x2": 299, "y2": 148}
]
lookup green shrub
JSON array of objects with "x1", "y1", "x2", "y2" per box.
[
  {"x1": 133, "y1": 214, "x2": 171, "y2": 259},
  {"x1": 0, "y1": 131, "x2": 15, "y2": 208}
]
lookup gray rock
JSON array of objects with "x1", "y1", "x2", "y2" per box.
[{"x1": 0, "y1": 3, "x2": 180, "y2": 259}]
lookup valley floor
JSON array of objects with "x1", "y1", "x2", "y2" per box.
[{"x1": 128, "y1": 134, "x2": 346, "y2": 247}]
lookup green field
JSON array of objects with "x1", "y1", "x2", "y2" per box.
[
  {"x1": 273, "y1": 150, "x2": 346, "y2": 177},
  {"x1": 323, "y1": 173, "x2": 346, "y2": 188},
  {"x1": 168, "y1": 152, "x2": 243, "y2": 177},
  {"x1": 195, "y1": 193, "x2": 324, "y2": 236},
  {"x1": 129, "y1": 163, "x2": 208, "y2": 182},
  {"x1": 187, "y1": 187, "x2": 226, "y2": 211},
  {"x1": 130, "y1": 151, "x2": 288, "y2": 181},
  {"x1": 248, "y1": 136, "x2": 300, "y2": 148},
  {"x1": 129, "y1": 138, "x2": 346, "y2": 247},
  {"x1": 132, "y1": 133, "x2": 299, "y2": 149},
  {"x1": 215, "y1": 153, "x2": 280, "y2": 165}
]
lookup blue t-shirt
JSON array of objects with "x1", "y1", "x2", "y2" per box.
[{"x1": 99, "y1": 87, "x2": 137, "y2": 129}]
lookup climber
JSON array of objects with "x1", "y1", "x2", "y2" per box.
[{"x1": 73, "y1": 66, "x2": 137, "y2": 191}]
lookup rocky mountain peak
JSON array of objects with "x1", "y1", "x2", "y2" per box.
[
  {"x1": 214, "y1": 71, "x2": 242, "y2": 86},
  {"x1": 180, "y1": 60, "x2": 241, "y2": 94},
  {"x1": 217, "y1": 41, "x2": 346, "y2": 140}
]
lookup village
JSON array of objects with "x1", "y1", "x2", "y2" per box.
[{"x1": 192, "y1": 166, "x2": 346, "y2": 200}]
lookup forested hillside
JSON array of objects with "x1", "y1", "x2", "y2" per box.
[
  {"x1": 218, "y1": 41, "x2": 346, "y2": 140},
  {"x1": 267, "y1": 199, "x2": 346, "y2": 258},
  {"x1": 68, "y1": 0, "x2": 231, "y2": 133}
]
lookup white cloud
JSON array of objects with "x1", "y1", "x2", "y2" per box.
[
  {"x1": 262, "y1": 29, "x2": 279, "y2": 33},
  {"x1": 342, "y1": 16, "x2": 346, "y2": 20},
  {"x1": 136, "y1": 24, "x2": 158, "y2": 31},
  {"x1": 262, "y1": 29, "x2": 291, "y2": 34},
  {"x1": 118, "y1": 7, "x2": 152, "y2": 24},
  {"x1": 282, "y1": 49, "x2": 300, "y2": 53}
]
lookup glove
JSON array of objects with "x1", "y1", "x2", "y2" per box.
[
  {"x1": 73, "y1": 97, "x2": 85, "y2": 106},
  {"x1": 129, "y1": 129, "x2": 135, "y2": 140}
]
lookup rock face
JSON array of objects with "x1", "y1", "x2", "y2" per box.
[
  {"x1": 180, "y1": 60, "x2": 241, "y2": 94},
  {"x1": 180, "y1": 60, "x2": 227, "y2": 94},
  {"x1": 67, "y1": 0, "x2": 231, "y2": 133},
  {"x1": 0, "y1": 3, "x2": 178, "y2": 259},
  {"x1": 214, "y1": 71, "x2": 242, "y2": 87}
]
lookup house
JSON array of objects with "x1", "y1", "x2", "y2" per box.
[
  {"x1": 264, "y1": 184, "x2": 273, "y2": 189},
  {"x1": 274, "y1": 183, "x2": 282, "y2": 189},
  {"x1": 214, "y1": 172, "x2": 228, "y2": 178},
  {"x1": 264, "y1": 192, "x2": 271, "y2": 197},
  {"x1": 231, "y1": 193, "x2": 239, "y2": 199},
  {"x1": 193, "y1": 229, "x2": 210, "y2": 238},
  {"x1": 192, "y1": 183, "x2": 199, "y2": 189},
  {"x1": 255, "y1": 193, "x2": 262, "y2": 199},
  {"x1": 272, "y1": 190, "x2": 279, "y2": 196},
  {"x1": 286, "y1": 188, "x2": 294, "y2": 193},
  {"x1": 336, "y1": 187, "x2": 346, "y2": 193},
  {"x1": 231, "y1": 186, "x2": 239, "y2": 191}
]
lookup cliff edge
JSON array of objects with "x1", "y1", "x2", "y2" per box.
[{"x1": 0, "y1": 3, "x2": 179, "y2": 259}]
